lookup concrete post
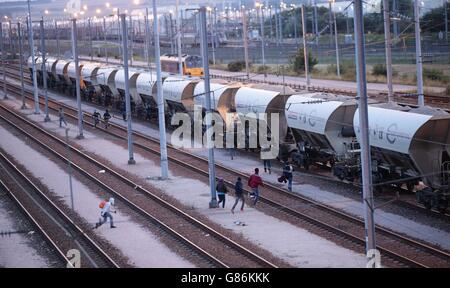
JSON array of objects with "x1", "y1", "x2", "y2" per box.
[
  {"x1": 353, "y1": 0, "x2": 377, "y2": 267},
  {"x1": 120, "y1": 14, "x2": 136, "y2": 165},
  {"x1": 71, "y1": 19, "x2": 84, "y2": 139},
  {"x1": 153, "y1": 0, "x2": 169, "y2": 179},
  {"x1": 200, "y1": 6, "x2": 218, "y2": 209},
  {"x1": 40, "y1": 19, "x2": 50, "y2": 121}
]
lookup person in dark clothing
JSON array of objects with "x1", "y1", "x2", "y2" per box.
[
  {"x1": 59, "y1": 108, "x2": 67, "y2": 127},
  {"x1": 231, "y1": 177, "x2": 245, "y2": 213},
  {"x1": 92, "y1": 110, "x2": 101, "y2": 128},
  {"x1": 145, "y1": 105, "x2": 151, "y2": 121},
  {"x1": 122, "y1": 107, "x2": 127, "y2": 121},
  {"x1": 283, "y1": 162, "x2": 294, "y2": 191},
  {"x1": 103, "y1": 109, "x2": 111, "y2": 129},
  {"x1": 216, "y1": 178, "x2": 228, "y2": 208}
]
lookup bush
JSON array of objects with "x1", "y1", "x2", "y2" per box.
[
  {"x1": 340, "y1": 61, "x2": 356, "y2": 81},
  {"x1": 291, "y1": 47, "x2": 317, "y2": 74},
  {"x1": 424, "y1": 68, "x2": 444, "y2": 81},
  {"x1": 327, "y1": 63, "x2": 349, "y2": 76},
  {"x1": 228, "y1": 61, "x2": 247, "y2": 72},
  {"x1": 372, "y1": 64, "x2": 387, "y2": 76},
  {"x1": 327, "y1": 64, "x2": 338, "y2": 75},
  {"x1": 257, "y1": 65, "x2": 269, "y2": 74}
]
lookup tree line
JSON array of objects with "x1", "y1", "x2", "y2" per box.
[{"x1": 259, "y1": 0, "x2": 448, "y2": 38}]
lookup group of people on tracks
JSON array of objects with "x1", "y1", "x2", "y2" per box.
[
  {"x1": 58, "y1": 107, "x2": 112, "y2": 129},
  {"x1": 93, "y1": 162, "x2": 295, "y2": 230},
  {"x1": 217, "y1": 159, "x2": 295, "y2": 214}
]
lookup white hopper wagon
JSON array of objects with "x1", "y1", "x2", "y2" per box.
[
  {"x1": 193, "y1": 82, "x2": 241, "y2": 121},
  {"x1": 162, "y1": 76, "x2": 199, "y2": 117},
  {"x1": 95, "y1": 67, "x2": 120, "y2": 105},
  {"x1": 285, "y1": 93, "x2": 358, "y2": 169},
  {"x1": 67, "y1": 61, "x2": 87, "y2": 88},
  {"x1": 114, "y1": 69, "x2": 144, "y2": 106},
  {"x1": 80, "y1": 63, "x2": 104, "y2": 100},
  {"x1": 44, "y1": 57, "x2": 59, "y2": 88},
  {"x1": 136, "y1": 72, "x2": 159, "y2": 116},
  {"x1": 234, "y1": 87, "x2": 288, "y2": 155},
  {"x1": 354, "y1": 106, "x2": 450, "y2": 211},
  {"x1": 54, "y1": 59, "x2": 72, "y2": 94}
]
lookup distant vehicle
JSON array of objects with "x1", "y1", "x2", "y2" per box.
[
  {"x1": 160, "y1": 54, "x2": 204, "y2": 76},
  {"x1": 344, "y1": 34, "x2": 353, "y2": 44},
  {"x1": 249, "y1": 30, "x2": 261, "y2": 41}
]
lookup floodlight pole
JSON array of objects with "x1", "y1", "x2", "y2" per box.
[
  {"x1": 71, "y1": 18, "x2": 84, "y2": 139},
  {"x1": 18, "y1": 22, "x2": 27, "y2": 109},
  {"x1": 301, "y1": 5, "x2": 310, "y2": 88},
  {"x1": 200, "y1": 6, "x2": 218, "y2": 209},
  {"x1": 383, "y1": 0, "x2": 394, "y2": 102},
  {"x1": 153, "y1": 0, "x2": 169, "y2": 179},
  {"x1": 27, "y1": 0, "x2": 40, "y2": 113},
  {"x1": 40, "y1": 19, "x2": 50, "y2": 121},
  {"x1": 120, "y1": 14, "x2": 136, "y2": 165},
  {"x1": 414, "y1": 0, "x2": 424, "y2": 107},
  {"x1": 1, "y1": 21, "x2": 7, "y2": 100},
  {"x1": 353, "y1": 0, "x2": 377, "y2": 266}
]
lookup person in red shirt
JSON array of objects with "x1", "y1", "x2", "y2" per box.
[{"x1": 248, "y1": 168, "x2": 263, "y2": 206}]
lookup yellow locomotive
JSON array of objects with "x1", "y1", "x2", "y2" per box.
[{"x1": 160, "y1": 54, "x2": 204, "y2": 77}]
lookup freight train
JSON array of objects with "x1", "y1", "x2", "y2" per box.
[{"x1": 28, "y1": 55, "x2": 450, "y2": 212}]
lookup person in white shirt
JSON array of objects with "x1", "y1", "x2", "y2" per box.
[{"x1": 95, "y1": 198, "x2": 117, "y2": 229}]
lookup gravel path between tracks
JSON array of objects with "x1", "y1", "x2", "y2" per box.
[
  {"x1": 193, "y1": 149, "x2": 450, "y2": 252},
  {"x1": 2, "y1": 99, "x2": 368, "y2": 267},
  {"x1": 0, "y1": 120, "x2": 196, "y2": 268},
  {"x1": 0, "y1": 191, "x2": 62, "y2": 268},
  {"x1": 19, "y1": 84, "x2": 450, "y2": 253}
]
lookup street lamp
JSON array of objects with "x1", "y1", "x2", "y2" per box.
[
  {"x1": 255, "y1": 1, "x2": 266, "y2": 76},
  {"x1": 27, "y1": 0, "x2": 40, "y2": 113}
]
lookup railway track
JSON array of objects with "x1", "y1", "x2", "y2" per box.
[
  {"x1": 2, "y1": 69, "x2": 450, "y2": 267},
  {"x1": 0, "y1": 151, "x2": 120, "y2": 268},
  {"x1": 0, "y1": 102, "x2": 280, "y2": 268},
  {"x1": 7, "y1": 60, "x2": 444, "y2": 219}
]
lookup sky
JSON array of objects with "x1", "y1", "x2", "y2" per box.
[{"x1": 0, "y1": 0, "x2": 445, "y2": 20}]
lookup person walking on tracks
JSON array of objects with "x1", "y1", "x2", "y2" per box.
[
  {"x1": 216, "y1": 178, "x2": 228, "y2": 208},
  {"x1": 59, "y1": 108, "x2": 67, "y2": 127},
  {"x1": 261, "y1": 143, "x2": 273, "y2": 174},
  {"x1": 121, "y1": 106, "x2": 127, "y2": 122},
  {"x1": 283, "y1": 162, "x2": 294, "y2": 192},
  {"x1": 103, "y1": 109, "x2": 111, "y2": 129},
  {"x1": 248, "y1": 168, "x2": 263, "y2": 206},
  {"x1": 231, "y1": 177, "x2": 245, "y2": 213},
  {"x1": 95, "y1": 197, "x2": 117, "y2": 229},
  {"x1": 92, "y1": 110, "x2": 101, "y2": 128}
]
